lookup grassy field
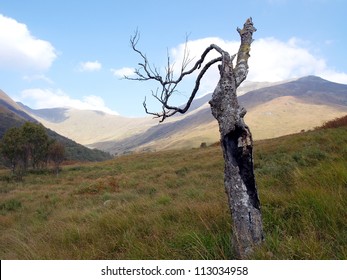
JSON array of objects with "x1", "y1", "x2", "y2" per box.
[{"x1": 0, "y1": 124, "x2": 346, "y2": 259}]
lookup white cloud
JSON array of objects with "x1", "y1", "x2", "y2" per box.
[
  {"x1": 20, "y1": 88, "x2": 119, "y2": 115},
  {"x1": 22, "y1": 74, "x2": 54, "y2": 84},
  {"x1": 167, "y1": 36, "x2": 347, "y2": 95},
  {"x1": 0, "y1": 14, "x2": 57, "y2": 71},
  {"x1": 111, "y1": 67, "x2": 136, "y2": 78},
  {"x1": 318, "y1": 69, "x2": 347, "y2": 84},
  {"x1": 249, "y1": 37, "x2": 328, "y2": 82},
  {"x1": 169, "y1": 37, "x2": 235, "y2": 94},
  {"x1": 78, "y1": 60, "x2": 102, "y2": 72}
]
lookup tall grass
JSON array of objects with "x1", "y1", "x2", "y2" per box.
[
  {"x1": 252, "y1": 126, "x2": 347, "y2": 259},
  {"x1": 0, "y1": 125, "x2": 346, "y2": 259}
]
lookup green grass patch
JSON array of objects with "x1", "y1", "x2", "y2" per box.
[{"x1": 0, "y1": 126, "x2": 346, "y2": 259}]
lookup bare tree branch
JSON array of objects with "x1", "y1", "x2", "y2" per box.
[
  {"x1": 127, "y1": 19, "x2": 256, "y2": 122},
  {"x1": 126, "y1": 34, "x2": 231, "y2": 122},
  {"x1": 127, "y1": 18, "x2": 263, "y2": 259},
  {"x1": 126, "y1": 30, "x2": 163, "y2": 83}
]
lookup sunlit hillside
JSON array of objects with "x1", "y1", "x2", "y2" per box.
[{"x1": 0, "y1": 117, "x2": 346, "y2": 259}]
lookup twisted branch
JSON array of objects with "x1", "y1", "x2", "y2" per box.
[
  {"x1": 127, "y1": 33, "x2": 226, "y2": 122},
  {"x1": 127, "y1": 18, "x2": 256, "y2": 122}
]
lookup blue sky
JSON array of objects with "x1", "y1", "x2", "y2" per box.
[{"x1": 0, "y1": 0, "x2": 346, "y2": 116}]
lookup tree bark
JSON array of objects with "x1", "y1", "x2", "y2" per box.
[
  {"x1": 128, "y1": 17, "x2": 263, "y2": 259},
  {"x1": 209, "y1": 18, "x2": 264, "y2": 259}
]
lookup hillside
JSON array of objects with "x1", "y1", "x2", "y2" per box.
[
  {"x1": 5, "y1": 75, "x2": 347, "y2": 155},
  {"x1": 0, "y1": 89, "x2": 111, "y2": 162},
  {"x1": 92, "y1": 76, "x2": 347, "y2": 154},
  {"x1": 17, "y1": 80, "x2": 289, "y2": 152},
  {"x1": 0, "y1": 119, "x2": 346, "y2": 259},
  {"x1": 0, "y1": 89, "x2": 37, "y2": 137},
  {"x1": 25, "y1": 107, "x2": 157, "y2": 146}
]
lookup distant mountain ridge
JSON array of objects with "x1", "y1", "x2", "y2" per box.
[
  {"x1": 18, "y1": 103, "x2": 70, "y2": 123},
  {"x1": 94, "y1": 76, "x2": 347, "y2": 153},
  {"x1": 238, "y1": 76, "x2": 347, "y2": 109},
  {"x1": 2, "y1": 75, "x2": 347, "y2": 155},
  {"x1": 91, "y1": 76, "x2": 347, "y2": 154}
]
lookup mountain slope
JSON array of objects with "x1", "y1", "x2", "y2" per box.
[
  {"x1": 20, "y1": 80, "x2": 287, "y2": 149},
  {"x1": 238, "y1": 75, "x2": 347, "y2": 109},
  {"x1": 92, "y1": 76, "x2": 347, "y2": 154},
  {"x1": 18, "y1": 103, "x2": 70, "y2": 123},
  {"x1": 13, "y1": 76, "x2": 347, "y2": 155},
  {"x1": 24, "y1": 107, "x2": 158, "y2": 146},
  {"x1": 0, "y1": 89, "x2": 111, "y2": 162},
  {"x1": 0, "y1": 121, "x2": 346, "y2": 259},
  {"x1": 245, "y1": 95, "x2": 347, "y2": 139},
  {"x1": 91, "y1": 106, "x2": 217, "y2": 154},
  {"x1": 0, "y1": 90, "x2": 38, "y2": 138}
]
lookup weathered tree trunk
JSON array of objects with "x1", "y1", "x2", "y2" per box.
[
  {"x1": 209, "y1": 18, "x2": 264, "y2": 259},
  {"x1": 128, "y1": 17, "x2": 263, "y2": 259}
]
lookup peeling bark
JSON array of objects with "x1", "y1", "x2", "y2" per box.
[{"x1": 209, "y1": 18, "x2": 264, "y2": 258}]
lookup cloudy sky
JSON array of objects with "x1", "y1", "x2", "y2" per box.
[{"x1": 0, "y1": 0, "x2": 346, "y2": 116}]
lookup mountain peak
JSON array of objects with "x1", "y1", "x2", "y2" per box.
[
  {"x1": 296, "y1": 75, "x2": 327, "y2": 83},
  {"x1": 295, "y1": 75, "x2": 347, "y2": 86}
]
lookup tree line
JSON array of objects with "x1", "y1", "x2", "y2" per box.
[{"x1": 0, "y1": 122, "x2": 65, "y2": 177}]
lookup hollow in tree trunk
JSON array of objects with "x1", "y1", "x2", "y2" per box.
[
  {"x1": 209, "y1": 34, "x2": 264, "y2": 258},
  {"x1": 127, "y1": 17, "x2": 264, "y2": 259}
]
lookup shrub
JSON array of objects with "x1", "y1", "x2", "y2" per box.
[{"x1": 0, "y1": 199, "x2": 22, "y2": 213}]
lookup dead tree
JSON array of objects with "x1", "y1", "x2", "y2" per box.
[{"x1": 127, "y1": 18, "x2": 264, "y2": 259}]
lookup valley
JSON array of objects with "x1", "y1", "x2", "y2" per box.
[
  {"x1": 0, "y1": 120, "x2": 346, "y2": 259},
  {"x1": 2, "y1": 76, "x2": 347, "y2": 156},
  {"x1": 1, "y1": 75, "x2": 347, "y2": 259}
]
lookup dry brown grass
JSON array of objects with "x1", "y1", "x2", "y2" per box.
[{"x1": 0, "y1": 126, "x2": 346, "y2": 259}]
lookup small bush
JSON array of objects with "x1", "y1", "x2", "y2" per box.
[
  {"x1": 76, "y1": 176, "x2": 120, "y2": 195},
  {"x1": 0, "y1": 199, "x2": 22, "y2": 213},
  {"x1": 318, "y1": 115, "x2": 347, "y2": 129}
]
